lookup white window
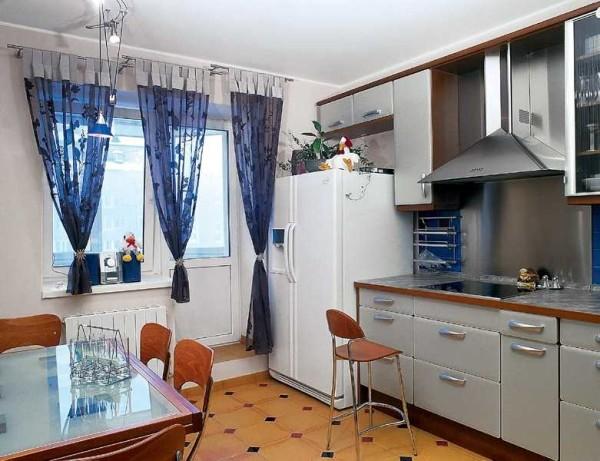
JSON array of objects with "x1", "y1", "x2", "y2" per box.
[
  {"x1": 185, "y1": 129, "x2": 230, "y2": 259},
  {"x1": 51, "y1": 117, "x2": 146, "y2": 267}
]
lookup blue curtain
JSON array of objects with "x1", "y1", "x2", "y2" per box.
[
  {"x1": 231, "y1": 86, "x2": 284, "y2": 354},
  {"x1": 24, "y1": 77, "x2": 113, "y2": 294},
  {"x1": 137, "y1": 85, "x2": 209, "y2": 303}
]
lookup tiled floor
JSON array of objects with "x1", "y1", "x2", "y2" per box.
[{"x1": 183, "y1": 377, "x2": 490, "y2": 461}]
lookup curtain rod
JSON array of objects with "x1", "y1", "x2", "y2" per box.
[{"x1": 7, "y1": 44, "x2": 294, "y2": 82}]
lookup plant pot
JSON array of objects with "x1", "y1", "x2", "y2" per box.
[
  {"x1": 303, "y1": 159, "x2": 322, "y2": 172},
  {"x1": 120, "y1": 252, "x2": 141, "y2": 283}
]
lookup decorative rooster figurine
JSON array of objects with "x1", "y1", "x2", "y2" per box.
[{"x1": 326, "y1": 136, "x2": 360, "y2": 171}]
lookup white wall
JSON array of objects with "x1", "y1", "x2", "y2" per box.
[{"x1": 0, "y1": 23, "x2": 338, "y2": 340}]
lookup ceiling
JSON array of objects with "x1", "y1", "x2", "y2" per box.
[{"x1": 0, "y1": 0, "x2": 595, "y2": 85}]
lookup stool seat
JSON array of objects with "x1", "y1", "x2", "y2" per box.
[{"x1": 335, "y1": 339, "x2": 400, "y2": 362}]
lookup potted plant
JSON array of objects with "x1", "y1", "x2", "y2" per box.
[{"x1": 279, "y1": 121, "x2": 369, "y2": 175}]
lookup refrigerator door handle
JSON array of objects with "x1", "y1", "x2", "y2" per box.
[
  {"x1": 283, "y1": 223, "x2": 293, "y2": 283},
  {"x1": 288, "y1": 223, "x2": 298, "y2": 283}
]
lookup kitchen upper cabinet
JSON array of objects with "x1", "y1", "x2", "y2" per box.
[
  {"x1": 566, "y1": 13, "x2": 600, "y2": 201},
  {"x1": 394, "y1": 70, "x2": 433, "y2": 207},
  {"x1": 501, "y1": 336, "x2": 559, "y2": 460},
  {"x1": 319, "y1": 96, "x2": 354, "y2": 132},
  {"x1": 353, "y1": 82, "x2": 393, "y2": 123}
]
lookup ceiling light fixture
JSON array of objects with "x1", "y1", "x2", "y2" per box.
[{"x1": 86, "y1": 0, "x2": 128, "y2": 138}]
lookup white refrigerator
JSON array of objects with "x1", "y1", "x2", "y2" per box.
[{"x1": 268, "y1": 169, "x2": 412, "y2": 409}]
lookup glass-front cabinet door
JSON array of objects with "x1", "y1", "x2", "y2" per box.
[{"x1": 566, "y1": 13, "x2": 600, "y2": 196}]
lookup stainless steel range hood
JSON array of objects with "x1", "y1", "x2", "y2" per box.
[{"x1": 421, "y1": 43, "x2": 565, "y2": 184}]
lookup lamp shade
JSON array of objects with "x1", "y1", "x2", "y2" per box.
[{"x1": 88, "y1": 111, "x2": 113, "y2": 139}]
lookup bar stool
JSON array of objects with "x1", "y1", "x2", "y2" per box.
[{"x1": 325, "y1": 309, "x2": 417, "y2": 460}]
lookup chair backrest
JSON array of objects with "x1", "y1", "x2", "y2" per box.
[
  {"x1": 140, "y1": 323, "x2": 172, "y2": 380},
  {"x1": 0, "y1": 314, "x2": 62, "y2": 353},
  {"x1": 174, "y1": 339, "x2": 214, "y2": 414},
  {"x1": 326, "y1": 309, "x2": 364, "y2": 340},
  {"x1": 70, "y1": 424, "x2": 185, "y2": 461}
]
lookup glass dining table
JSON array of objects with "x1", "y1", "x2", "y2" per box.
[{"x1": 0, "y1": 345, "x2": 201, "y2": 460}]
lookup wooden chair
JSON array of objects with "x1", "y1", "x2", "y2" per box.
[
  {"x1": 174, "y1": 339, "x2": 215, "y2": 461},
  {"x1": 70, "y1": 424, "x2": 185, "y2": 460},
  {"x1": 325, "y1": 309, "x2": 417, "y2": 460},
  {"x1": 140, "y1": 323, "x2": 172, "y2": 381},
  {"x1": 0, "y1": 314, "x2": 62, "y2": 353}
]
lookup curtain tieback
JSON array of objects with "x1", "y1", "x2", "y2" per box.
[
  {"x1": 175, "y1": 258, "x2": 185, "y2": 267},
  {"x1": 256, "y1": 253, "x2": 265, "y2": 262},
  {"x1": 75, "y1": 249, "x2": 86, "y2": 262}
]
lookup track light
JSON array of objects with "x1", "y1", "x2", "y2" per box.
[{"x1": 109, "y1": 24, "x2": 120, "y2": 44}]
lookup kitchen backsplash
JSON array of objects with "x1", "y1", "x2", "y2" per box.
[{"x1": 592, "y1": 206, "x2": 600, "y2": 284}]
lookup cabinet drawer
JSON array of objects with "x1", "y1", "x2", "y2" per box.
[
  {"x1": 319, "y1": 96, "x2": 353, "y2": 131},
  {"x1": 360, "y1": 307, "x2": 413, "y2": 356},
  {"x1": 360, "y1": 354, "x2": 413, "y2": 404},
  {"x1": 560, "y1": 346, "x2": 600, "y2": 411},
  {"x1": 561, "y1": 320, "x2": 600, "y2": 352},
  {"x1": 353, "y1": 83, "x2": 393, "y2": 122},
  {"x1": 414, "y1": 297, "x2": 500, "y2": 331},
  {"x1": 501, "y1": 337, "x2": 558, "y2": 460},
  {"x1": 560, "y1": 401, "x2": 600, "y2": 461},
  {"x1": 414, "y1": 359, "x2": 500, "y2": 437},
  {"x1": 359, "y1": 289, "x2": 414, "y2": 315},
  {"x1": 414, "y1": 317, "x2": 500, "y2": 381},
  {"x1": 500, "y1": 310, "x2": 557, "y2": 344}
]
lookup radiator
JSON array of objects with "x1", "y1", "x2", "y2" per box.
[{"x1": 64, "y1": 305, "x2": 168, "y2": 374}]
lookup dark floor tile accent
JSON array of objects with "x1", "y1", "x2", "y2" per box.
[
  {"x1": 224, "y1": 391, "x2": 235, "y2": 396},
  {"x1": 332, "y1": 421, "x2": 341, "y2": 426},
  {"x1": 436, "y1": 440, "x2": 448, "y2": 446},
  {"x1": 224, "y1": 428, "x2": 236, "y2": 434},
  {"x1": 291, "y1": 432, "x2": 303, "y2": 439},
  {"x1": 400, "y1": 457, "x2": 413, "y2": 461},
  {"x1": 259, "y1": 383, "x2": 268, "y2": 387},
  {"x1": 364, "y1": 408, "x2": 375, "y2": 414},
  {"x1": 302, "y1": 406, "x2": 313, "y2": 411},
  {"x1": 361, "y1": 436, "x2": 374, "y2": 443},
  {"x1": 279, "y1": 394, "x2": 289, "y2": 399},
  {"x1": 184, "y1": 441, "x2": 191, "y2": 447},
  {"x1": 208, "y1": 413, "x2": 215, "y2": 418},
  {"x1": 321, "y1": 451, "x2": 334, "y2": 458},
  {"x1": 188, "y1": 400, "x2": 197, "y2": 404},
  {"x1": 265, "y1": 416, "x2": 277, "y2": 422},
  {"x1": 247, "y1": 446, "x2": 260, "y2": 453},
  {"x1": 244, "y1": 403, "x2": 254, "y2": 408}
]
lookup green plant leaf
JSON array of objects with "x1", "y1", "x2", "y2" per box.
[
  {"x1": 312, "y1": 120, "x2": 322, "y2": 132},
  {"x1": 311, "y1": 138, "x2": 322, "y2": 155}
]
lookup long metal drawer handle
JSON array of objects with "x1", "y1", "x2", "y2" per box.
[
  {"x1": 362, "y1": 109, "x2": 382, "y2": 118},
  {"x1": 439, "y1": 373, "x2": 466, "y2": 386},
  {"x1": 595, "y1": 334, "x2": 600, "y2": 344},
  {"x1": 373, "y1": 296, "x2": 394, "y2": 305},
  {"x1": 328, "y1": 120, "x2": 344, "y2": 128},
  {"x1": 438, "y1": 328, "x2": 466, "y2": 340},
  {"x1": 596, "y1": 420, "x2": 600, "y2": 430},
  {"x1": 511, "y1": 343, "x2": 546, "y2": 357},
  {"x1": 596, "y1": 360, "x2": 600, "y2": 370},
  {"x1": 508, "y1": 320, "x2": 544, "y2": 334},
  {"x1": 373, "y1": 313, "x2": 395, "y2": 322}
]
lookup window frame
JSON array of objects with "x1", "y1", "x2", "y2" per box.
[{"x1": 42, "y1": 107, "x2": 160, "y2": 282}]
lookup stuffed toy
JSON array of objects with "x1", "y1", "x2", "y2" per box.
[
  {"x1": 326, "y1": 136, "x2": 360, "y2": 171},
  {"x1": 122, "y1": 232, "x2": 144, "y2": 263}
]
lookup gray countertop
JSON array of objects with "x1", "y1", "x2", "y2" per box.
[{"x1": 357, "y1": 273, "x2": 600, "y2": 319}]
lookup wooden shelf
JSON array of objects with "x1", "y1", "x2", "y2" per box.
[
  {"x1": 323, "y1": 114, "x2": 393, "y2": 140},
  {"x1": 567, "y1": 194, "x2": 600, "y2": 205}
]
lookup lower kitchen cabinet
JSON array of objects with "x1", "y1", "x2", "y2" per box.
[
  {"x1": 560, "y1": 346, "x2": 600, "y2": 411},
  {"x1": 501, "y1": 336, "x2": 559, "y2": 460},
  {"x1": 560, "y1": 401, "x2": 600, "y2": 461},
  {"x1": 360, "y1": 355, "x2": 414, "y2": 404},
  {"x1": 413, "y1": 359, "x2": 500, "y2": 436}
]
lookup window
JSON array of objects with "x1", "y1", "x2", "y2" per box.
[
  {"x1": 185, "y1": 129, "x2": 230, "y2": 259},
  {"x1": 52, "y1": 117, "x2": 146, "y2": 267}
]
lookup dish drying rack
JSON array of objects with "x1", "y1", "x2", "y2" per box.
[{"x1": 413, "y1": 213, "x2": 462, "y2": 272}]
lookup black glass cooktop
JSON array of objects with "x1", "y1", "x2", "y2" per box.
[{"x1": 422, "y1": 280, "x2": 527, "y2": 300}]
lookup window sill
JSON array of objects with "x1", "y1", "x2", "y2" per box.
[{"x1": 42, "y1": 275, "x2": 172, "y2": 299}]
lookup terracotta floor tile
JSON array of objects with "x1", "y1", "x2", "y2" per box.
[
  {"x1": 259, "y1": 437, "x2": 321, "y2": 461},
  {"x1": 214, "y1": 406, "x2": 266, "y2": 429},
  {"x1": 197, "y1": 378, "x2": 491, "y2": 461},
  {"x1": 234, "y1": 421, "x2": 291, "y2": 446}
]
